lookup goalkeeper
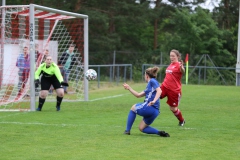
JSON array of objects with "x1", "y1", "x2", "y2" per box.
[{"x1": 35, "y1": 55, "x2": 68, "y2": 111}]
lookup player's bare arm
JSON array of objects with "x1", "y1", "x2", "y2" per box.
[
  {"x1": 180, "y1": 60, "x2": 185, "y2": 73},
  {"x1": 123, "y1": 83, "x2": 145, "y2": 98}
]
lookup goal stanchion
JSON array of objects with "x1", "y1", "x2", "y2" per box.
[{"x1": 0, "y1": 4, "x2": 89, "y2": 111}]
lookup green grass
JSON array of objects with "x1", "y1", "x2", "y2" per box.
[{"x1": 0, "y1": 83, "x2": 239, "y2": 160}]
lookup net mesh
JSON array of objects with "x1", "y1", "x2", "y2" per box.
[{"x1": 0, "y1": 6, "x2": 85, "y2": 111}]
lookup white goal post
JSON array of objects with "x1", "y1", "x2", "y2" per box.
[{"x1": 0, "y1": 4, "x2": 89, "y2": 111}]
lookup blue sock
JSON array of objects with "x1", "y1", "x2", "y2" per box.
[
  {"x1": 126, "y1": 110, "x2": 136, "y2": 131},
  {"x1": 142, "y1": 126, "x2": 159, "y2": 134}
]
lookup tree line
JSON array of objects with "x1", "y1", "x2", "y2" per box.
[{"x1": 3, "y1": 0, "x2": 239, "y2": 84}]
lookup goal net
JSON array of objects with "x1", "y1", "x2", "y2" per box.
[{"x1": 0, "y1": 4, "x2": 89, "y2": 111}]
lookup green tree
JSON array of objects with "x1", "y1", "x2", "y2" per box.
[
  {"x1": 211, "y1": 0, "x2": 239, "y2": 62},
  {"x1": 159, "y1": 7, "x2": 232, "y2": 60},
  {"x1": 213, "y1": 0, "x2": 239, "y2": 29}
]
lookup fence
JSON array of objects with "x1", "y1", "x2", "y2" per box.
[
  {"x1": 87, "y1": 63, "x2": 237, "y2": 87},
  {"x1": 142, "y1": 64, "x2": 236, "y2": 85},
  {"x1": 89, "y1": 51, "x2": 240, "y2": 85},
  {"x1": 89, "y1": 64, "x2": 132, "y2": 88}
]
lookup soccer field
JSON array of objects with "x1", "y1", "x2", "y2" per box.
[{"x1": 0, "y1": 83, "x2": 239, "y2": 160}]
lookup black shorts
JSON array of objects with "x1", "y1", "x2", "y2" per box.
[{"x1": 41, "y1": 75, "x2": 62, "y2": 90}]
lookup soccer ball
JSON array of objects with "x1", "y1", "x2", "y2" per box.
[{"x1": 85, "y1": 69, "x2": 97, "y2": 80}]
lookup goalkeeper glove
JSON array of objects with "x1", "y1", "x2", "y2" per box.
[
  {"x1": 61, "y1": 82, "x2": 69, "y2": 87},
  {"x1": 35, "y1": 79, "x2": 40, "y2": 88}
]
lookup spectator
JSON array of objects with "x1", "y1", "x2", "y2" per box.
[
  {"x1": 16, "y1": 46, "x2": 30, "y2": 95},
  {"x1": 58, "y1": 44, "x2": 77, "y2": 94},
  {"x1": 35, "y1": 44, "x2": 41, "y2": 67},
  {"x1": 42, "y1": 49, "x2": 50, "y2": 62}
]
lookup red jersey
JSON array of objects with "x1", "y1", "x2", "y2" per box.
[{"x1": 162, "y1": 62, "x2": 183, "y2": 92}]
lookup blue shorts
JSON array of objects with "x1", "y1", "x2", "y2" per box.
[{"x1": 134, "y1": 102, "x2": 159, "y2": 125}]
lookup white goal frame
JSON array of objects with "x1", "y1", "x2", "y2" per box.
[{"x1": 0, "y1": 4, "x2": 89, "y2": 111}]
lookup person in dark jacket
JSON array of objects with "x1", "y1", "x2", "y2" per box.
[{"x1": 58, "y1": 44, "x2": 77, "y2": 94}]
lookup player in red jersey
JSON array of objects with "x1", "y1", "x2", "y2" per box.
[{"x1": 160, "y1": 49, "x2": 185, "y2": 126}]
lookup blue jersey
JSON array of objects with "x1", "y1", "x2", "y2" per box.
[{"x1": 143, "y1": 78, "x2": 160, "y2": 109}]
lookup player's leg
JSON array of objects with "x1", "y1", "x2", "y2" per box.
[
  {"x1": 138, "y1": 107, "x2": 170, "y2": 137},
  {"x1": 55, "y1": 88, "x2": 64, "y2": 111},
  {"x1": 36, "y1": 77, "x2": 51, "y2": 111},
  {"x1": 167, "y1": 91, "x2": 185, "y2": 126},
  {"x1": 171, "y1": 106, "x2": 185, "y2": 126},
  {"x1": 52, "y1": 76, "x2": 64, "y2": 111},
  {"x1": 124, "y1": 104, "x2": 138, "y2": 135}
]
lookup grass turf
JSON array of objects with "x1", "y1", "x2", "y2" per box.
[{"x1": 0, "y1": 83, "x2": 239, "y2": 160}]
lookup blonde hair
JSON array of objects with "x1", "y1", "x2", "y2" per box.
[{"x1": 145, "y1": 66, "x2": 159, "y2": 78}]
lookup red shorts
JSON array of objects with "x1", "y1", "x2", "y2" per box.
[{"x1": 160, "y1": 85, "x2": 181, "y2": 107}]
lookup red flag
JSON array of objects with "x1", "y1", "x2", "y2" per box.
[{"x1": 185, "y1": 54, "x2": 189, "y2": 63}]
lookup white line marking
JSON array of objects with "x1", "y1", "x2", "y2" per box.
[
  {"x1": 89, "y1": 94, "x2": 127, "y2": 101},
  {"x1": 0, "y1": 121, "x2": 123, "y2": 128}
]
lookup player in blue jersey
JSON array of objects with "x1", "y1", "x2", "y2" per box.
[{"x1": 123, "y1": 66, "x2": 170, "y2": 137}]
